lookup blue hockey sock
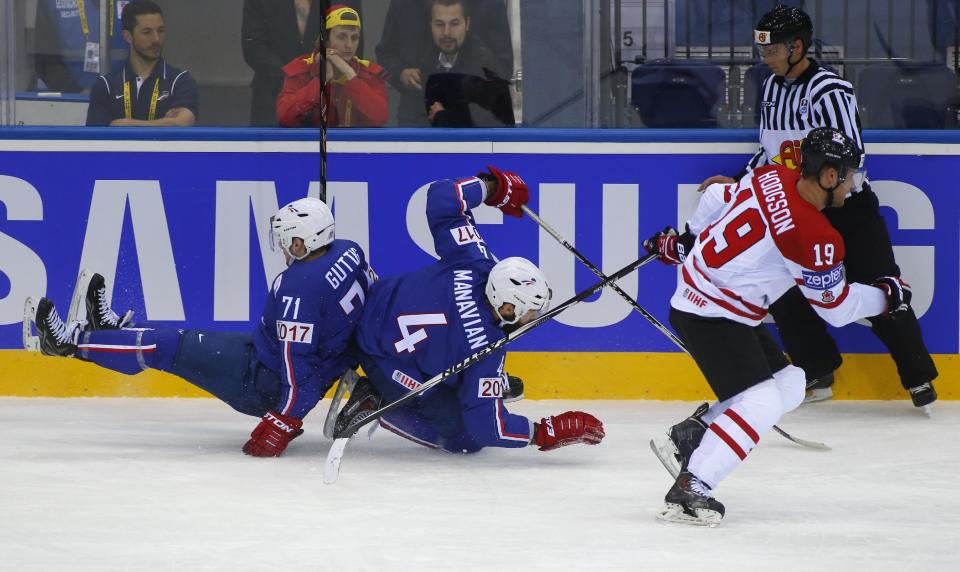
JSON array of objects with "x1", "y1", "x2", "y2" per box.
[{"x1": 76, "y1": 328, "x2": 181, "y2": 375}]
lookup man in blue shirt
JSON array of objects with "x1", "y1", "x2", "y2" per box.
[
  {"x1": 30, "y1": 197, "x2": 374, "y2": 457},
  {"x1": 336, "y1": 167, "x2": 606, "y2": 454},
  {"x1": 85, "y1": 1, "x2": 199, "y2": 126}
]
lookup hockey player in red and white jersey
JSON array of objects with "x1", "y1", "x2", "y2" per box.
[{"x1": 643, "y1": 127, "x2": 913, "y2": 526}]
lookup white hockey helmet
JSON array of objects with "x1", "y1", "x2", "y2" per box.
[
  {"x1": 485, "y1": 257, "x2": 552, "y2": 325},
  {"x1": 270, "y1": 197, "x2": 335, "y2": 262}
]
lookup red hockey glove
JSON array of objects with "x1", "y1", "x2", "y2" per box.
[
  {"x1": 532, "y1": 411, "x2": 605, "y2": 451},
  {"x1": 644, "y1": 226, "x2": 693, "y2": 266},
  {"x1": 243, "y1": 410, "x2": 304, "y2": 457},
  {"x1": 482, "y1": 165, "x2": 529, "y2": 217},
  {"x1": 872, "y1": 276, "x2": 912, "y2": 319}
]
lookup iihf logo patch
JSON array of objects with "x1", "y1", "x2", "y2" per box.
[
  {"x1": 821, "y1": 290, "x2": 835, "y2": 303},
  {"x1": 799, "y1": 98, "x2": 809, "y2": 117}
]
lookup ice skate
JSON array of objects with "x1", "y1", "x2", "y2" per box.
[
  {"x1": 908, "y1": 382, "x2": 936, "y2": 417},
  {"x1": 34, "y1": 298, "x2": 80, "y2": 357},
  {"x1": 502, "y1": 374, "x2": 524, "y2": 403},
  {"x1": 803, "y1": 372, "x2": 834, "y2": 404},
  {"x1": 333, "y1": 376, "x2": 383, "y2": 437},
  {"x1": 85, "y1": 272, "x2": 133, "y2": 330},
  {"x1": 649, "y1": 402, "x2": 709, "y2": 479},
  {"x1": 324, "y1": 370, "x2": 360, "y2": 438},
  {"x1": 657, "y1": 471, "x2": 725, "y2": 527}
]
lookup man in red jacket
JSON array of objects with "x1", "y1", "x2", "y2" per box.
[{"x1": 276, "y1": 4, "x2": 388, "y2": 127}]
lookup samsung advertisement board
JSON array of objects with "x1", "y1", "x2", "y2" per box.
[{"x1": 0, "y1": 129, "x2": 956, "y2": 394}]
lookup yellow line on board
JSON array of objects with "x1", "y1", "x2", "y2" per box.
[{"x1": 0, "y1": 351, "x2": 955, "y2": 400}]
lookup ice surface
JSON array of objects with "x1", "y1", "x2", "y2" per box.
[{"x1": 2, "y1": 398, "x2": 957, "y2": 571}]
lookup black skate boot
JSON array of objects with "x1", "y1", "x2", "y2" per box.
[
  {"x1": 803, "y1": 371, "x2": 835, "y2": 404},
  {"x1": 649, "y1": 402, "x2": 709, "y2": 479},
  {"x1": 85, "y1": 273, "x2": 133, "y2": 330},
  {"x1": 502, "y1": 374, "x2": 524, "y2": 403},
  {"x1": 908, "y1": 382, "x2": 937, "y2": 409},
  {"x1": 35, "y1": 298, "x2": 79, "y2": 357},
  {"x1": 658, "y1": 471, "x2": 725, "y2": 527},
  {"x1": 333, "y1": 377, "x2": 383, "y2": 437}
]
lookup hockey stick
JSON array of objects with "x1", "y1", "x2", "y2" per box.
[
  {"x1": 522, "y1": 205, "x2": 830, "y2": 452},
  {"x1": 322, "y1": 252, "x2": 659, "y2": 484},
  {"x1": 318, "y1": 22, "x2": 327, "y2": 203}
]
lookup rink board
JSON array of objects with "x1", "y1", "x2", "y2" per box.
[
  {"x1": 0, "y1": 351, "x2": 955, "y2": 400},
  {"x1": 0, "y1": 128, "x2": 957, "y2": 399}
]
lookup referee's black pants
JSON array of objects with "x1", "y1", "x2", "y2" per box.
[{"x1": 768, "y1": 184, "x2": 938, "y2": 390}]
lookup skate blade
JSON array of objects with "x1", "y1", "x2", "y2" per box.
[
  {"x1": 323, "y1": 371, "x2": 359, "y2": 439},
  {"x1": 657, "y1": 503, "x2": 722, "y2": 528},
  {"x1": 649, "y1": 436, "x2": 681, "y2": 480},
  {"x1": 68, "y1": 269, "x2": 95, "y2": 325},
  {"x1": 23, "y1": 297, "x2": 40, "y2": 351},
  {"x1": 803, "y1": 387, "x2": 833, "y2": 404},
  {"x1": 921, "y1": 404, "x2": 932, "y2": 418}
]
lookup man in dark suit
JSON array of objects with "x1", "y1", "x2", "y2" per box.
[
  {"x1": 242, "y1": 0, "x2": 362, "y2": 126},
  {"x1": 376, "y1": 0, "x2": 512, "y2": 126},
  {"x1": 381, "y1": 0, "x2": 511, "y2": 126}
]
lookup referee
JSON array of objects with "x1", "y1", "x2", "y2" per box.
[{"x1": 697, "y1": 4, "x2": 938, "y2": 408}]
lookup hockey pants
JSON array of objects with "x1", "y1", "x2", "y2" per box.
[{"x1": 76, "y1": 328, "x2": 282, "y2": 417}]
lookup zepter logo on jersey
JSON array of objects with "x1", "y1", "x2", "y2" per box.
[
  {"x1": 772, "y1": 139, "x2": 803, "y2": 170},
  {"x1": 801, "y1": 266, "x2": 844, "y2": 290}
]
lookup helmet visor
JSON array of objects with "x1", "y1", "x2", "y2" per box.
[
  {"x1": 755, "y1": 42, "x2": 788, "y2": 58},
  {"x1": 268, "y1": 215, "x2": 279, "y2": 252},
  {"x1": 847, "y1": 169, "x2": 868, "y2": 190}
]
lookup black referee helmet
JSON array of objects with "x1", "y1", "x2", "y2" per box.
[{"x1": 754, "y1": 4, "x2": 814, "y2": 55}]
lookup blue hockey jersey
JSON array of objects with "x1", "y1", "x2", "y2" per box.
[
  {"x1": 355, "y1": 177, "x2": 532, "y2": 448},
  {"x1": 253, "y1": 239, "x2": 374, "y2": 419}
]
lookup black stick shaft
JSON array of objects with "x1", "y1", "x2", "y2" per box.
[{"x1": 318, "y1": 2, "x2": 328, "y2": 202}]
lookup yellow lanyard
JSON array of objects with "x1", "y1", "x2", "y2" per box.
[
  {"x1": 123, "y1": 77, "x2": 160, "y2": 120},
  {"x1": 78, "y1": 0, "x2": 115, "y2": 39}
]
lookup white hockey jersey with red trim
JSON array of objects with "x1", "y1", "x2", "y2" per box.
[{"x1": 671, "y1": 165, "x2": 886, "y2": 326}]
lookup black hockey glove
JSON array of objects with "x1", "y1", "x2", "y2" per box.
[{"x1": 872, "y1": 276, "x2": 912, "y2": 319}]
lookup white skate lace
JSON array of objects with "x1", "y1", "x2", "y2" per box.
[
  {"x1": 909, "y1": 384, "x2": 932, "y2": 395},
  {"x1": 45, "y1": 308, "x2": 81, "y2": 345},
  {"x1": 96, "y1": 286, "x2": 122, "y2": 327},
  {"x1": 687, "y1": 475, "x2": 714, "y2": 498}
]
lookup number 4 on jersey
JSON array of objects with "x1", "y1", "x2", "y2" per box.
[{"x1": 394, "y1": 314, "x2": 447, "y2": 354}]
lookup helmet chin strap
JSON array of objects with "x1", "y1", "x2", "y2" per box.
[
  {"x1": 783, "y1": 43, "x2": 802, "y2": 77},
  {"x1": 817, "y1": 168, "x2": 845, "y2": 210}
]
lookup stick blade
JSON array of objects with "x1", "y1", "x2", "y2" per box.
[
  {"x1": 773, "y1": 425, "x2": 831, "y2": 451},
  {"x1": 323, "y1": 437, "x2": 349, "y2": 484}
]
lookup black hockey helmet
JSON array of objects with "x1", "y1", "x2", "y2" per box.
[
  {"x1": 754, "y1": 4, "x2": 814, "y2": 55},
  {"x1": 800, "y1": 127, "x2": 862, "y2": 180}
]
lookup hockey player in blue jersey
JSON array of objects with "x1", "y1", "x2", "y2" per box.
[
  {"x1": 29, "y1": 197, "x2": 374, "y2": 457},
  {"x1": 333, "y1": 167, "x2": 605, "y2": 454}
]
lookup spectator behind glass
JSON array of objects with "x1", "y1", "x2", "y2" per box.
[
  {"x1": 34, "y1": 0, "x2": 130, "y2": 93},
  {"x1": 277, "y1": 5, "x2": 388, "y2": 127},
  {"x1": 85, "y1": 1, "x2": 198, "y2": 126},
  {"x1": 243, "y1": 0, "x2": 361, "y2": 126},
  {"x1": 376, "y1": 0, "x2": 513, "y2": 100},
  {"x1": 383, "y1": 0, "x2": 512, "y2": 127}
]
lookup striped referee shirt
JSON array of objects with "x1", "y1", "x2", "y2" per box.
[{"x1": 743, "y1": 59, "x2": 863, "y2": 177}]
